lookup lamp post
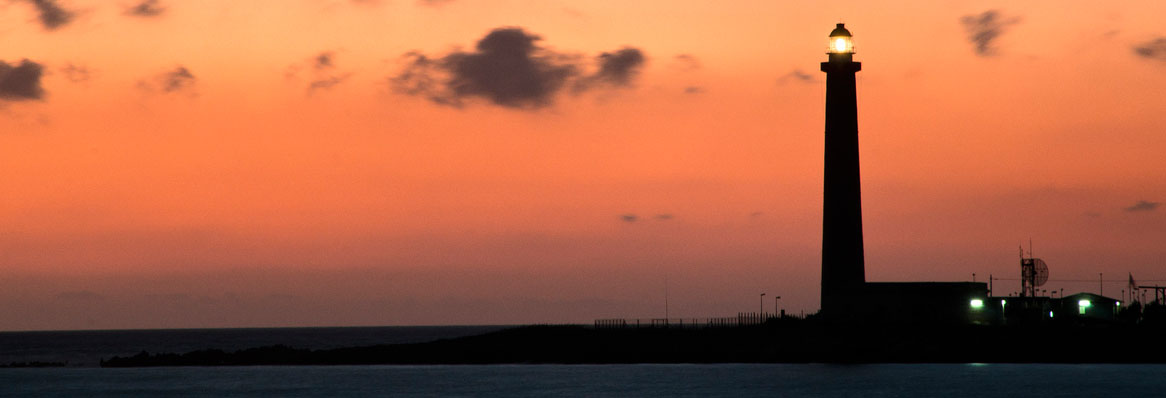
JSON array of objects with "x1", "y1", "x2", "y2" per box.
[
  {"x1": 760, "y1": 293, "x2": 766, "y2": 317},
  {"x1": 774, "y1": 296, "x2": 782, "y2": 317}
]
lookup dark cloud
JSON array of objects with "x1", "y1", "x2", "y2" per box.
[
  {"x1": 429, "y1": 28, "x2": 575, "y2": 108},
  {"x1": 60, "y1": 63, "x2": 92, "y2": 83},
  {"x1": 126, "y1": 0, "x2": 165, "y2": 17},
  {"x1": 573, "y1": 48, "x2": 646, "y2": 91},
  {"x1": 309, "y1": 75, "x2": 350, "y2": 93},
  {"x1": 1133, "y1": 37, "x2": 1166, "y2": 61},
  {"x1": 683, "y1": 86, "x2": 704, "y2": 94},
  {"x1": 673, "y1": 54, "x2": 701, "y2": 71},
  {"x1": 140, "y1": 66, "x2": 196, "y2": 94},
  {"x1": 392, "y1": 27, "x2": 645, "y2": 109},
  {"x1": 160, "y1": 67, "x2": 195, "y2": 92},
  {"x1": 589, "y1": 48, "x2": 645, "y2": 86},
  {"x1": 291, "y1": 51, "x2": 350, "y2": 94},
  {"x1": 778, "y1": 69, "x2": 816, "y2": 84},
  {"x1": 620, "y1": 214, "x2": 638, "y2": 223},
  {"x1": 960, "y1": 10, "x2": 1021, "y2": 56},
  {"x1": 21, "y1": 0, "x2": 74, "y2": 30},
  {"x1": 1125, "y1": 200, "x2": 1160, "y2": 213},
  {"x1": 0, "y1": 59, "x2": 46, "y2": 101},
  {"x1": 313, "y1": 52, "x2": 335, "y2": 70}
]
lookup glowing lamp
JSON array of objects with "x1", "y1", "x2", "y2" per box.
[
  {"x1": 1078, "y1": 299, "x2": 1091, "y2": 308},
  {"x1": 828, "y1": 23, "x2": 854, "y2": 54},
  {"x1": 969, "y1": 299, "x2": 984, "y2": 309}
]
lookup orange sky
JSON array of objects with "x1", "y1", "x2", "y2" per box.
[{"x1": 2, "y1": 0, "x2": 1165, "y2": 330}]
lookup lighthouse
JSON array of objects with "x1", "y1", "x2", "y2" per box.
[{"x1": 819, "y1": 23, "x2": 865, "y2": 320}]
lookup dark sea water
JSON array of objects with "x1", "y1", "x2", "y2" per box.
[
  {"x1": 3, "y1": 363, "x2": 1165, "y2": 397},
  {"x1": 2, "y1": 327, "x2": 1165, "y2": 396}
]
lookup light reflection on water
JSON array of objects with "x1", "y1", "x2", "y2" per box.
[{"x1": 2, "y1": 363, "x2": 1163, "y2": 397}]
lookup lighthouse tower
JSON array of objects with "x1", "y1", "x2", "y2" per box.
[{"x1": 819, "y1": 23, "x2": 865, "y2": 320}]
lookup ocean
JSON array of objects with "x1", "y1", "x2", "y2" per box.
[
  {"x1": 2, "y1": 327, "x2": 1164, "y2": 396},
  {"x1": 4, "y1": 363, "x2": 1165, "y2": 397}
]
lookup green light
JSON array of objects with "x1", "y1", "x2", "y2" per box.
[
  {"x1": 1078, "y1": 299, "x2": 1091, "y2": 308},
  {"x1": 970, "y1": 299, "x2": 984, "y2": 309},
  {"x1": 1000, "y1": 300, "x2": 1006, "y2": 306},
  {"x1": 1049, "y1": 311, "x2": 1054, "y2": 318},
  {"x1": 1116, "y1": 301, "x2": 1121, "y2": 306}
]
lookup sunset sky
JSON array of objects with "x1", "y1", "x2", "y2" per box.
[{"x1": 2, "y1": 0, "x2": 1165, "y2": 331}]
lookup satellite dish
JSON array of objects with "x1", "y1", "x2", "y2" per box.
[{"x1": 1033, "y1": 258, "x2": 1049, "y2": 287}]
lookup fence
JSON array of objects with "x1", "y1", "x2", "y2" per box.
[{"x1": 594, "y1": 312, "x2": 796, "y2": 329}]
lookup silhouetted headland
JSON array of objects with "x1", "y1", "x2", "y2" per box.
[{"x1": 100, "y1": 312, "x2": 1166, "y2": 367}]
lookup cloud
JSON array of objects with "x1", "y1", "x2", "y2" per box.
[
  {"x1": 289, "y1": 51, "x2": 351, "y2": 95},
  {"x1": 571, "y1": 48, "x2": 646, "y2": 91},
  {"x1": 777, "y1": 69, "x2": 816, "y2": 84},
  {"x1": 1125, "y1": 200, "x2": 1160, "y2": 212},
  {"x1": 313, "y1": 52, "x2": 335, "y2": 70},
  {"x1": 394, "y1": 28, "x2": 577, "y2": 109},
  {"x1": 619, "y1": 213, "x2": 675, "y2": 223},
  {"x1": 60, "y1": 63, "x2": 92, "y2": 83},
  {"x1": 683, "y1": 86, "x2": 705, "y2": 94},
  {"x1": 418, "y1": 0, "x2": 454, "y2": 7},
  {"x1": 959, "y1": 10, "x2": 1021, "y2": 56},
  {"x1": 672, "y1": 54, "x2": 701, "y2": 71},
  {"x1": 1133, "y1": 37, "x2": 1166, "y2": 62},
  {"x1": 160, "y1": 67, "x2": 195, "y2": 92},
  {"x1": 126, "y1": 0, "x2": 165, "y2": 17},
  {"x1": 589, "y1": 48, "x2": 645, "y2": 86},
  {"x1": 309, "y1": 74, "x2": 350, "y2": 94},
  {"x1": 0, "y1": 59, "x2": 46, "y2": 101},
  {"x1": 392, "y1": 27, "x2": 645, "y2": 109},
  {"x1": 139, "y1": 66, "x2": 196, "y2": 94},
  {"x1": 21, "y1": 0, "x2": 75, "y2": 30}
]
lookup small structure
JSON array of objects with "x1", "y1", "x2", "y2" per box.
[
  {"x1": 862, "y1": 282, "x2": 990, "y2": 326},
  {"x1": 1058, "y1": 292, "x2": 1120, "y2": 322}
]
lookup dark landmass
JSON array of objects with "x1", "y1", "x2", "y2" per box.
[
  {"x1": 1, "y1": 361, "x2": 67, "y2": 368},
  {"x1": 101, "y1": 318, "x2": 1166, "y2": 367}
]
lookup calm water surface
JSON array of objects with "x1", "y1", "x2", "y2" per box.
[
  {"x1": 2, "y1": 328, "x2": 1163, "y2": 396},
  {"x1": 3, "y1": 363, "x2": 1164, "y2": 397}
]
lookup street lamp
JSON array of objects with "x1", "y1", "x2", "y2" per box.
[
  {"x1": 774, "y1": 296, "x2": 782, "y2": 317},
  {"x1": 760, "y1": 293, "x2": 766, "y2": 316}
]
